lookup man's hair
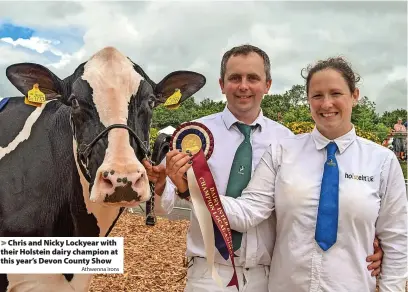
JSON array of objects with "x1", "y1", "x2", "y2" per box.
[{"x1": 220, "y1": 44, "x2": 271, "y2": 82}]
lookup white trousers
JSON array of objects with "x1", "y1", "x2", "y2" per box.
[{"x1": 184, "y1": 257, "x2": 269, "y2": 292}]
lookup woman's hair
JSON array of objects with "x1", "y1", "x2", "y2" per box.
[{"x1": 301, "y1": 56, "x2": 360, "y2": 95}]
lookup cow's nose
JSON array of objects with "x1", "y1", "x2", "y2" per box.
[{"x1": 99, "y1": 167, "x2": 145, "y2": 197}]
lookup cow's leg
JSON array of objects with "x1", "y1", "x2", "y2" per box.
[{"x1": 0, "y1": 274, "x2": 8, "y2": 292}]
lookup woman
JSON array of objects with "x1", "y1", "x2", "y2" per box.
[{"x1": 220, "y1": 57, "x2": 407, "y2": 291}]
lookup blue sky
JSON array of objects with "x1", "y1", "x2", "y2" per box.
[
  {"x1": 0, "y1": 23, "x2": 35, "y2": 40},
  {"x1": 0, "y1": 1, "x2": 406, "y2": 113},
  {"x1": 0, "y1": 21, "x2": 84, "y2": 66}
]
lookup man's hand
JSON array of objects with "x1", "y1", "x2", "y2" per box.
[
  {"x1": 366, "y1": 237, "x2": 383, "y2": 277},
  {"x1": 166, "y1": 149, "x2": 192, "y2": 192},
  {"x1": 142, "y1": 159, "x2": 167, "y2": 196},
  {"x1": 142, "y1": 159, "x2": 166, "y2": 184}
]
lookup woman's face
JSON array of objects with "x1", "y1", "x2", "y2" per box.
[{"x1": 308, "y1": 68, "x2": 359, "y2": 140}]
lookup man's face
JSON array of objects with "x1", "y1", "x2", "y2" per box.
[{"x1": 219, "y1": 52, "x2": 271, "y2": 120}]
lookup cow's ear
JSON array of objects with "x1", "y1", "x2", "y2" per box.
[
  {"x1": 6, "y1": 63, "x2": 63, "y2": 100},
  {"x1": 154, "y1": 71, "x2": 206, "y2": 107}
]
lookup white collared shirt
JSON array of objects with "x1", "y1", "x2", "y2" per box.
[
  {"x1": 220, "y1": 127, "x2": 408, "y2": 291},
  {"x1": 158, "y1": 106, "x2": 293, "y2": 267}
]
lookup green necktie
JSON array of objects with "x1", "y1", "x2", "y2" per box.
[{"x1": 225, "y1": 123, "x2": 253, "y2": 252}]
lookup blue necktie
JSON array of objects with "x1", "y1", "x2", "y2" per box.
[{"x1": 315, "y1": 142, "x2": 339, "y2": 251}]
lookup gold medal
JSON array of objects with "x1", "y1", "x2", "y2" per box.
[{"x1": 181, "y1": 134, "x2": 202, "y2": 154}]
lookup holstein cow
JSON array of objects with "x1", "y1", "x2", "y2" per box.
[{"x1": 0, "y1": 47, "x2": 206, "y2": 291}]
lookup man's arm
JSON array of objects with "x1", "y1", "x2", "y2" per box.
[
  {"x1": 376, "y1": 153, "x2": 408, "y2": 291},
  {"x1": 220, "y1": 145, "x2": 277, "y2": 232}
]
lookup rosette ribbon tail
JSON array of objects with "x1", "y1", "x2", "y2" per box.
[{"x1": 188, "y1": 149, "x2": 239, "y2": 290}]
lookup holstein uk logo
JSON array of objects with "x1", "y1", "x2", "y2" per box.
[{"x1": 345, "y1": 173, "x2": 374, "y2": 182}]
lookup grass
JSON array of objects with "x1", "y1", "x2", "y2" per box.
[{"x1": 400, "y1": 161, "x2": 407, "y2": 180}]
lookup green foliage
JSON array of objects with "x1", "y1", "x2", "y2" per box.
[
  {"x1": 373, "y1": 123, "x2": 391, "y2": 143},
  {"x1": 400, "y1": 161, "x2": 407, "y2": 179},
  {"x1": 150, "y1": 84, "x2": 404, "y2": 146},
  {"x1": 152, "y1": 97, "x2": 225, "y2": 129},
  {"x1": 261, "y1": 85, "x2": 309, "y2": 123},
  {"x1": 282, "y1": 105, "x2": 313, "y2": 123},
  {"x1": 284, "y1": 122, "x2": 315, "y2": 134},
  {"x1": 379, "y1": 109, "x2": 407, "y2": 128},
  {"x1": 149, "y1": 128, "x2": 159, "y2": 150},
  {"x1": 354, "y1": 127, "x2": 381, "y2": 144},
  {"x1": 284, "y1": 122, "x2": 382, "y2": 144},
  {"x1": 351, "y1": 96, "x2": 379, "y2": 131}
]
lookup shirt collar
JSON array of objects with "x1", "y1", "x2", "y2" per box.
[
  {"x1": 311, "y1": 125, "x2": 357, "y2": 154},
  {"x1": 221, "y1": 105, "x2": 266, "y2": 131}
]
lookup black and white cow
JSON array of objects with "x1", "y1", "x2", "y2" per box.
[{"x1": 0, "y1": 47, "x2": 205, "y2": 291}]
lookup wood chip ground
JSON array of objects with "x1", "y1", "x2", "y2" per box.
[
  {"x1": 89, "y1": 212, "x2": 407, "y2": 292},
  {"x1": 89, "y1": 212, "x2": 188, "y2": 292}
]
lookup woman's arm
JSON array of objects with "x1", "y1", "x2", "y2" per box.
[{"x1": 220, "y1": 144, "x2": 279, "y2": 232}]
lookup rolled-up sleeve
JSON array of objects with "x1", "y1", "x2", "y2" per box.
[
  {"x1": 220, "y1": 144, "x2": 278, "y2": 232},
  {"x1": 376, "y1": 153, "x2": 408, "y2": 291}
]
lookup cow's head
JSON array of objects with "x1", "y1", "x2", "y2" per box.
[{"x1": 6, "y1": 47, "x2": 206, "y2": 207}]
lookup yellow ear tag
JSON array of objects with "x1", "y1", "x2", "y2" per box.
[
  {"x1": 163, "y1": 88, "x2": 182, "y2": 109},
  {"x1": 24, "y1": 96, "x2": 42, "y2": 107},
  {"x1": 27, "y1": 83, "x2": 46, "y2": 104}
]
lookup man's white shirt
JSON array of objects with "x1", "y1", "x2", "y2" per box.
[
  {"x1": 221, "y1": 126, "x2": 408, "y2": 292},
  {"x1": 158, "y1": 106, "x2": 293, "y2": 268}
]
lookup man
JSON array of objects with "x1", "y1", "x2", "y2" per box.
[
  {"x1": 393, "y1": 118, "x2": 407, "y2": 160},
  {"x1": 143, "y1": 44, "x2": 383, "y2": 291}
]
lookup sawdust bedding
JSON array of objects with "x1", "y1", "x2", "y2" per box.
[{"x1": 89, "y1": 212, "x2": 188, "y2": 292}]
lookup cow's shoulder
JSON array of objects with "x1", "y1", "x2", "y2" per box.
[
  {"x1": 0, "y1": 97, "x2": 38, "y2": 147},
  {"x1": 0, "y1": 97, "x2": 69, "y2": 148}
]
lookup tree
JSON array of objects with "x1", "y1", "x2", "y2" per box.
[
  {"x1": 351, "y1": 96, "x2": 379, "y2": 131},
  {"x1": 152, "y1": 97, "x2": 199, "y2": 129},
  {"x1": 379, "y1": 109, "x2": 407, "y2": 128},
  {"x1": 149, "y1": 85, "x2": 402, "y2": 147},
  {"x1": 374, "y1": 123, "x2": 391, "y2": 143},
  {"x1": 261, "y1": 85, "x2": 307, "y2": 122},
  {"x1": 282, "y1": 105, "x2": 313, "y2": 123},
  {"x1": 282, "y1": 84, "x2": 307, "y2": 106}
]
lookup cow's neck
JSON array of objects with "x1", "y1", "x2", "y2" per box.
[{"x1": 72, "y1": 139, "x2": 121, "y2": 237}]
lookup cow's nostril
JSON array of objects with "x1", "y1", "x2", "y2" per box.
[{"x1": 101, "y1": 176, "x2": 113, "y2": 189}]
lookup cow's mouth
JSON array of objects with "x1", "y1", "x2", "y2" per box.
[{"x1": 103, "y1": 184, "x2": 141, "y2": 203}]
